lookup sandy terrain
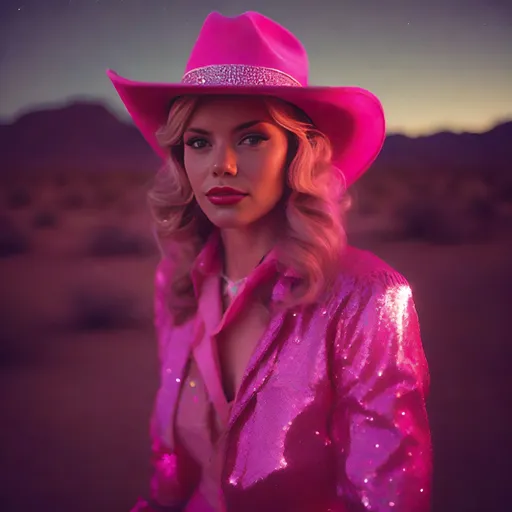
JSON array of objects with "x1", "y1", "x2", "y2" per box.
[{"x1": 1, "y1": 170, "x2": 511, "y2": 512}]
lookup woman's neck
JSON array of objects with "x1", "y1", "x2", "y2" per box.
[{"x1": 220, "y1": 218, "x2": 282, "y2": 283}]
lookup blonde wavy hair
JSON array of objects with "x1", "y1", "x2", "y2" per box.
[{"x1": 148, "y1": 95, "x2": 350, "y2": 324}]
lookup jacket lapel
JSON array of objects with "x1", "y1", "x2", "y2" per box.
[
  {"x1": 228, "y1": 308, "x2": 288, "y2": 430},
  {"x1": 155, "y1": 257, "x2": 298, "y2": 443},
  {"x1": 227, "y1": 275, "x2": 296, "y2": 429}
]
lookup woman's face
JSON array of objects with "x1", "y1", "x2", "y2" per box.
[{"x1": 183, "y1": 96, "x2": 289, "y2": 230}]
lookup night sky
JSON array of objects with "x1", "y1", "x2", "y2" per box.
[{"x1": 1, "y1": 0, "x2": 511, "y2": 135}]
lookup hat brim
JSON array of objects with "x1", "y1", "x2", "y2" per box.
[{"x1": 106, "y1": 69, "x2": 386, "y2": 187}]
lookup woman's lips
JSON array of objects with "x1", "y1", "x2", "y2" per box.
[
  {"x1": 206, "y1": 194, "x2": 247, "y2": 206},
  {"x1": 206, "y1": 187, "x2": 248, "y2": 206}
]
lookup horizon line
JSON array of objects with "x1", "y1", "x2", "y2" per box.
[{"x1": 1, "y1": 97, "x2": 510, "y2": 139}]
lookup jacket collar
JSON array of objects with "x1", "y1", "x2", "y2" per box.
[{"x1": 190, "y1": 230, "x2": 223, "y2": 299}]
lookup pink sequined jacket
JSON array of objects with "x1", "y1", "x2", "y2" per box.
[{"x1": 133, "y1": 241, "x2": 432, "y2": 512}]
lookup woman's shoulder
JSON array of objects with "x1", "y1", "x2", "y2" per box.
[
  {"x1": 154, "y1": 255, "x2": 181, "y2": 325},
  {"x1": 328, "y1": 245, "x2": 412, "y2": 304},
  {"x1": 154, "y1": 242, "x2": 187, "y2": 294},
  {"x1": 155, "y1": 255, "x2": 175, "y2": 289},
  {"x1": 316, "y1": 246, "x2": 421, "y2": 347},
  {"x1": 339, "y1": 245, "x2": 407, "y2": 281}
]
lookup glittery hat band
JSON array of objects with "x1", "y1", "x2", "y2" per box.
[{"x1": 181, "y1": 64, "x2": 302, "y2": 87}]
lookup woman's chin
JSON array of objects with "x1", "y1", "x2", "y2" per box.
[
  {"x1": 208, "y1": 214, "x2": 251, "y2": 230},
  {"x1": 204, "y1": 208, "x2": 260, "y2": 230},
  {"x1": 200, "y1": 200, "x2": 281, "y2": 231}
]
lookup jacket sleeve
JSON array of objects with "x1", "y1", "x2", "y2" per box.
[
  {"x1": 130, "y1": 439, "x2": 187, "y2": 512},
  {"x1": 130, "y1": 258, "x2": 198, "y2": 512},
  {"x1": 329, "y1": 270, "x2": 432, "y2": 512}
]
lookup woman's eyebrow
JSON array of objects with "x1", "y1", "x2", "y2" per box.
[{"x1": 185, "y1": 120, "x2": 264, "y2": 136}]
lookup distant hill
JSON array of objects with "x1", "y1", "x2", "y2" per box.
[
  {"x1": 0, "y1": 102, "x2": 160, "y2": 173},
  {"x1": 376, "y1": 122, "x2": 512, "y2": 174},
  {"x1": 0, "y1": 101, "x2": 510, "y2": 174}
]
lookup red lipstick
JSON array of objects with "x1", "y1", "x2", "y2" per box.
[{"x1": 206, "y1": 186, "x2": 248, "y2": 206}]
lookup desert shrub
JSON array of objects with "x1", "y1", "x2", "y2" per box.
[
  {"x1": 494, "y1": 179, "x2": 512, "y2": 204},
  {"x1": 86, "y1": 173, "x2": 103, "y2": 188},
  {"x1": 68, "y1": 287, "x2": 140, "y2": 330},
  {"x1": 392, "y1": 200, "x2": 481, "y2": 245},
  {"x1": 452, "y1": 178, "x2": 497, "y2": 233},
  {"x1": 53, "y1": 173, "x2": 70, "y2": 188},
  {"x1": 466, "y1": 195, "x2": 496, "y2": 224},
  {"x1": 125, "y1": 172, "x2": 152, "y2": 187},
  {"x1": 32, "y1": 210, "x2": 58, "y2": 229},
  {"x1": 85, "y1": 225, "x2": 156, "y2": 258},
  {"x1": 94, "y1": 188, "x2": 119, "y2": 210},
  {"x1": 394, "y1": 201, "x2": 447, "y2": 243},
  {"x1": 117, "y1": 200, "x2": 136, "y2": 216},
  {"x1": 0, "y1": 310, "x2": 18, "y2": 366},
  {"x1": 59, "y1": 191, "x2": 86, "y2": 210},
  {"x1": 0, "y1": 332, "x2": 28, "y2": 367},
  {"x1": 350, "y1": 186, "x2": 378, "y2": 215},
  {"x1": 0, "y1": 215, "x2": 30, "y2": 257},
  {"x1": 6, "y1": 188, "x2": 32, "y2": 209}
]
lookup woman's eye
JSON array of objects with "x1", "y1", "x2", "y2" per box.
[
  {"x1": 240, "y1": 134, "x2": 268, "y2": 146},
  {"x1": 185, "y1": 138, "x2": 208, "y2": 149}
]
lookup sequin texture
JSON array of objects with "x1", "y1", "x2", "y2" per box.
[
  {"x1": 181, "y1": 64, "x2": 301, "y2": 87},
  {"x1": 131, "y1": 238, "x2": 432, "y2": 512}
]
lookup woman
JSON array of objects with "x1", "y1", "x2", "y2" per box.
[{"x1": 108, "y1": 11, "x2": 432, "y2": 512}]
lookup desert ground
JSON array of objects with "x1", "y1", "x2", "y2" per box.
[{"x1": 1, "y1": 167, "x2": 511, "y2": 512}]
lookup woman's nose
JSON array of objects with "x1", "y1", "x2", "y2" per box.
[{"x1": 211, "y1": 147, "x2": 237, "y2": 176}]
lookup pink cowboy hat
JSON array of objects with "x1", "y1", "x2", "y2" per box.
[{"x1": 107, "y1": 11, "x2": 386, "y2": 187}]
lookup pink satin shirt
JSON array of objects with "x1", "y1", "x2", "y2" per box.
[
  {"x1": 175, "y1": 252, "x2": 273, "y2": 511},
  {"x1": 132, "y1": 232, "x2": 432, "y2": 512},
  {"x1": 175, "y1": 358, "x2": 232, "y2": 512}
]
